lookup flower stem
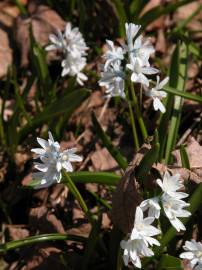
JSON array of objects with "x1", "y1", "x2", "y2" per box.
[
  {"x1": 128, "y1": 100, "x2": 140, "y2": 150},
  {"x1": 130, "y1": 82, "x2": 148, "y2": 140},
  {"x1": 62, "y1": 170, "x2": 93, "y2": 224}
]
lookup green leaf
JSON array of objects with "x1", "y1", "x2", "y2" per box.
[
  {"x1": 162, "y1": 85, "x2": 202, "y2": 103},
  {"x1": 129, "y1": 0, "x2": 148, "y2": 20},
  {"x1": 17, "y1": 89, "x2": 89, "y2": 143},
  {"x1": 165, "y1": 42, "x2": 188, "y2": 164},
  {"x1": 110, "y1": 0, "x2": 128, "y2": 37},
  {"x1": 158, "y1": 43, "x2": 179, "y2": 161},
  {"x1": 26, "y1": 172, "x2": 120, "y2": 189},
  {"x1": 157, "y1": 255, "x2": 183, "y2": 270},
  {"x1": 180, "y1": 145, "x2": 190, "y2": 169},
  {"x1": 62, "y1": 170, "x2": 93, "y2": 224},
  {"x1": 139, "y1": 0, "x2": 195, "y2": 31},
  {"x1": 136, "y1": 131, "x2": 160, "y2": 181},
  {"x1": 82, "y1": 215, "x2": 102, "y2": 270},
  {"x1": 92, "y1": 112, "x2": 128, "y2": 170},
  {"x1": 0, "y1": 233, "x2": 86, "y2": 254}
]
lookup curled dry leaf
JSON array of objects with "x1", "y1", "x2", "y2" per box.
[
  {"x1": 16, "y1": 5, "x2": 65, "y2": 67},
  {"x1": 110, "y1": 143, "x2": 153, "y2": 233},
  {"x1": 0, "y1": 27, "x2": 12, "y2": 78},
  {"x1": 110, "y1": 166, "x2": 142, "y2": 234}
]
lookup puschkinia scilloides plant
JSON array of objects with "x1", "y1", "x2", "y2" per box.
[
  {"x1": 46, "y1": 22, "x2": 88, "y2": 85},
  {"x1": 120, "y1": 171, "x2": 191, "y2": 268},
  {"x1": 99, "y1": 23, "x2": 169, "y2": 113},
  {"x1": 23, "y1": 21, "x2": 201, "y2": 270},
  {"x1": 31, "y1": 131, "x2": 83, "y2": 188}
]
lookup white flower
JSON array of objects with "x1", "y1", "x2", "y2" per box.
[
  {"x1": 145, "y1": 76, "x2": 169, "y2": 113},
  {"x1": 46, "y1": 30, "x2": 66, "y2": 52},
  {"x1": 120, "y1": 238, "x2": 153, "y2": 268},
  {"x1": 125, "y1": 23, "x2": 155, "y2": 66},
  {"x1": 46, "y1": 22, "x2": 88, "y2": 84},
  {"x1": 103, "y1": 40, "x2": 124, "y2": 69},
  {"x1": 157, "y1": 171, "x2": 189, "y2": 200},
  {"x1": 127, "y1": 58, "x2": 159, "y2": 87},
  {"x1": 31, "y1": 131, "x2": 82, "y2": 188},
  {"x1": 140, "y1": 197, "x2": 161, "y2": 219},
  {"x1": 99, "y1": 62, "x2": 125, "y2": 98},
  {"x1": 131, "y1": 207, "x2": 161, "y2": 247},
  {"x1": 130, "y1": 35, "x2": 155, "y2": 66},
  {"x1": 180, "y1": 240, "x2": 202, "y2": 270},
  {"x1": 61, "y1": 54, "x2": 87, "y2": 85},
  {"x1": 161, "y1": 193, "x2": 191, "y2": 232},
  {"x1": 125, "y1": 23, "x2": 141, "y2": 55},
  {"x1": 120, "y1": 207, "x2": 160, "y2": 268},
  {"x1": 64, "y1": 22, "x2": 88, "y2": 57}
]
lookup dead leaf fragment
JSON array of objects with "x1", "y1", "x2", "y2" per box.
[
  {"x1": 91, "y1": 148, "x2": 118, "y2": 171},
  {"x1": 16, "y1": 5, "x2": 65, "y2": 67},
  {"x1": 0, "y1": 28, "x2": 12, "y2": 78},
  {"x1": 110, "y1": 166, "x2": 142, "y2": 233}
]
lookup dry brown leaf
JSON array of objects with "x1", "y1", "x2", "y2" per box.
[
  {"x1": 110, "y1": 166, "x2": 142, "y2": 234},
  {"x1": 16, "y1": 5, "x2": 65, "y2": 67},
  {"x1": 0, "y1": 28, "x2": 12, "y2": 78},
  {"x1": 173, "y1": 137, "x2": 202, "y2": 168},
  {"x1": 67, "y1": 223, "x2": 91, "y2": 238},
  {"x1": 0, "y1": 3, "x2": 21, "y2": 78},
  {"x1": 154, "y1": 163, "x2": 202, "y2": 185},
  {"x1": 110, "y1": 143, "x2": 153, "y2": 233},
  {"x1": 91, "y1": 148, "x2": 118, "y2": 171},
  {"x1": 5, "y1": 225, "x2": 29, "y2": 241},
  {"x1": 29, "y1": 206, "x2": 65, "y2": 234}
]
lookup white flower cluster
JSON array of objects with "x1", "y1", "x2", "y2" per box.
[
  {"x1": 180, "y1": 240, "x2": 202, "y2": 270},
  {"x1": 121, "y1": 171, "x2": 191, "y2": 268},
  {"x1": 46, "y1": 23, "x2": 88, "y2": 85},
  {"x1": 31, "y1": 131, "x2": 82, "y2": 188},
  {"x1": 120, "y1": 207, "x2": 161, "y2": 268},
  {"x1": 99, "y1": 23, "x2": 169, "y2": 113},
  {"x1": 141, "y1": 171, "x2": 191, "y2": 232}
]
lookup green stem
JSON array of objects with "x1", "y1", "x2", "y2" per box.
[
  {"x1": 62, "y1": 170, "x2": 93, "y2": 224},
  {"x1": 0, "y1": 115, "x2": 6, "y2": 147},
  {"x1": 130, "y1": 82, "x2": 148, "y2": 140},
  {"x1": 0, "y1": 233, "x2": 86, "y2": 253},
  {"x1": 128, "y1": 100, "x2": 140, "y2": 150}
]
